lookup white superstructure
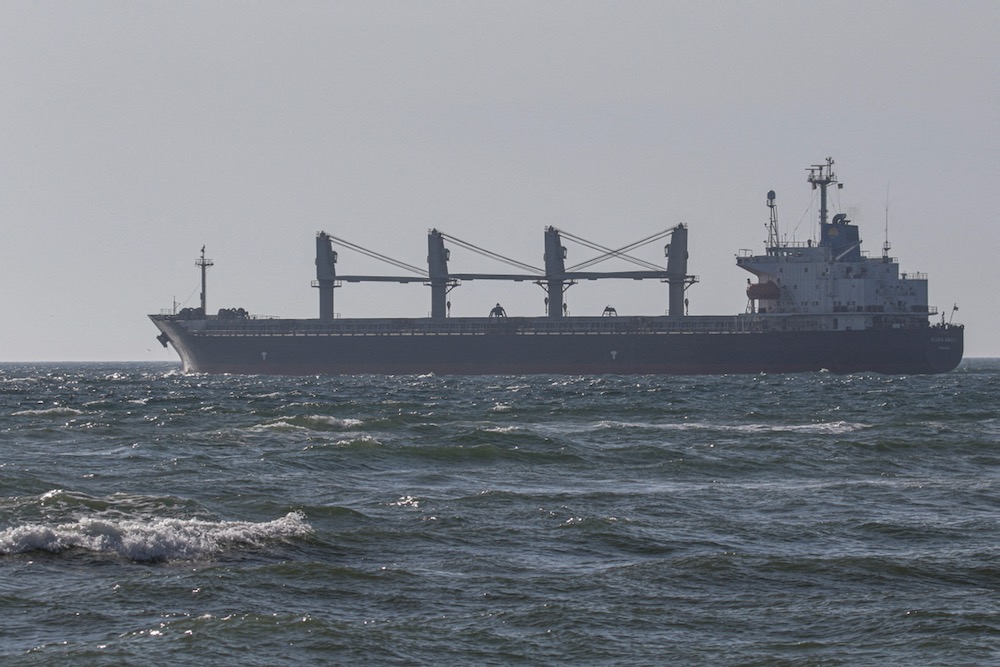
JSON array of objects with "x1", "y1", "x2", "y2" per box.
[{"x1": 737, "y1": 158, "x2": 934, "y2": 332}]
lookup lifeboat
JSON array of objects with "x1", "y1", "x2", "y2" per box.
[{"x1": 747, "y1": 280, "x2": 781, "y2": 300}]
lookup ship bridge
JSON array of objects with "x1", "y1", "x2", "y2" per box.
[{"x1": 739, "y1": 159, "x2": 932, "y2": 329}]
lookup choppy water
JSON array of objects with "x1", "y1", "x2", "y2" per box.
[{"x1": 1, "y1": 361, "x2": 997, "y2": 666}]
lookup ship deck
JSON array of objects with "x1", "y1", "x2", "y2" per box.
[{"x1": 151, "y1": 313, "x2": 941, "y2": 337}]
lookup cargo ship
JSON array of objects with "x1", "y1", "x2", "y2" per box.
[{"x1": 150, "y1": 159, "x2": 963, "y2": 375}]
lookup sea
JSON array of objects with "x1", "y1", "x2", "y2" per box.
[{"x1": 1, "y1": 360, "x2": 997, "y2": 666}]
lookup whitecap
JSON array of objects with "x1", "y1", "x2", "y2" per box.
[
  {"x1": 482, "y1": 425, "x2": 520, "y2": 433},
  {"x1": 302, "y1": 415, "x2": 364, "y2": 429},
  {"x1": 257, "y1": 415, "x2": 363, "y2": 431},
  {"x1": 12, "y1": 407, "x2": 84, "y2": 417},
  {"x1": 255, "y1": 420, "x2": 307, "y2": 431},
  {"x1": 726, "y1": 420, "x2": 870, "y2": 435},
  {"x1": 593, "y1": 419, "x2": 869, "y2": 434},
  {"x1": 0, "y1": 511, "x2": 312, "y2": 562}
]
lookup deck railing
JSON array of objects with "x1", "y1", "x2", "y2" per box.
[{"x1": 189, "y1": 315, "x2": 757, "y2": 337}]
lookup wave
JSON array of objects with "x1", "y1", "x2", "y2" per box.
[
  {"x1": 11, "y1": 406, "x2": 84, "y2": 417},
  {"x1": 481, "y1": 425, "x2": 521, "y2": 433},
  {"x1": 402, "y1": 441, "x2": 577, "y2": 465},
  {"x1": 0, "y1": 511, "x2": 312, "y2": 562},
  {"x1": 256, "y1": 415, "x2": 364, "y2": 431},
  {"x1": 302, "y1": 435, "x2": 383, "y2": 451},
  {"x1": 593, "y1": 419, "x2": 870, "y2": 435}
]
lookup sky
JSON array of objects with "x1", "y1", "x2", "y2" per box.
[{"x1": 1, "y1": 1, "x2": 997, "y2": 361}]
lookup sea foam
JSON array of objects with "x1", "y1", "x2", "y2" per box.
[
  {"x1": 12, "y1": 407, "x2": 84, "y2": 417},
  {"x1": 0, "y1": 511, "x2": 312, "y2": 562},
  {"x1": 258, "y1": 415, "x2": 364, "y2": 431}
]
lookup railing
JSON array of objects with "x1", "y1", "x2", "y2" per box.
[{"x1": 191, "y1": 315, "x2": 759, "y2": 337}]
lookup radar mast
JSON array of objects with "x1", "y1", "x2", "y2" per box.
[
  {"x1": 806, "y1": 157, "x2": 842, "y2": 227},
  {"x1": 196, "y1": 245, "x2": 214, "y2": 315}
]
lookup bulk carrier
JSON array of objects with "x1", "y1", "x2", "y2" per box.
[{"x1": 151, "y1": 159, "x2": 963, "y2": 375}]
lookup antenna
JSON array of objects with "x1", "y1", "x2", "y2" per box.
[{"x1": 882, "y1": 182, "x2": 891, "y2": 260}]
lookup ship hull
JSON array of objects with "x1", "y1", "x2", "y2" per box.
[{"x1": 150, "y1": 316, "x2": 963, "y2": 376}]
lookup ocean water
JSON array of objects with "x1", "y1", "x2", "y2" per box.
[{"x1": 1, "y1": 361, "x2": 997, "y2": 666}]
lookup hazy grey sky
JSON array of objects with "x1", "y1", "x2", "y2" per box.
[{"x1": 1, "y1": 1, "x2": 996, "y2": 360}]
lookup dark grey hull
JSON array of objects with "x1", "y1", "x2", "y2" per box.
[{"x1": 150, "y1": 315, "x2": 964, "y2": 375}]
